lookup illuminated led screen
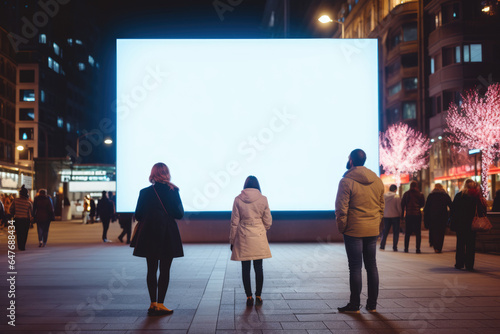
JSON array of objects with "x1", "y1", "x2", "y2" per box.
[{"x1": 116, "y1": 39, "x2": 379, "y2": 212}]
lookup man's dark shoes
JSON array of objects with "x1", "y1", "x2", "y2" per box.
[
  {"x1": 366, "y1": 305, "x2": 377, "y2": 313},
  {"x1": 338, "y1": 303, "x2": 360, "y2": 313},
  {"x1": 416, "y1": 249, "x2": 421, "y2": 254},
  {"x1": 455, "y1": 264, "x2": 464, "y2": 270}
]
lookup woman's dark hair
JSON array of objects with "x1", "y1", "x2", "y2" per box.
[{"x1": 243, "y1": 175, "x2": 261, "y2": 192}]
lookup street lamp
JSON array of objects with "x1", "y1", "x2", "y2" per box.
[
  {"x1": 76, "y1": 132, "x2": 114, "y2": 158},
  {"x1": 318, "y1": 14, "x2": 345, "y2": 39}
]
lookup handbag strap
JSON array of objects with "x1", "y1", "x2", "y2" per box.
[{"x1": 153, "y1": 184, "x2": 169, "y2": 216}]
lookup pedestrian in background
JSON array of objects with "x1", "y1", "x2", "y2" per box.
[
  {"x1": 401, "y1": 181, "x2": 425, "y2": 253},
  {"x1": 335, "y1": 149, "x2": 384, "y2": 313},
  {"x1": 118, "y1": 212, "x2": 132, "y2": 244},
  {"x1": 89, "y1": 197, "x2": 96, "y2": 223},
  {"x1": 133, "y1": 162, "x2": 184, "y2": 316},
  {"x1": 10, "y1": 185, "x2": 33, "y2": 251},
  {"x1": 450, "y1": 179, "x2": 486, "y2": 271},
  {"x1": 492, "y1": 189, "x2": 500, "y2": 212},
  {"x1": 424, "y1": 184, "x2": 452, "y2": 253},
  {"x1": 82, "y1": 195, "x2": 90, "y2": 224},
  {"x1": 97, "y1": 191, "x2": 115, "y2": 242},
  {"x1": 230, "y1": 175, "x2": 272, "y2": 307},
  {"x1": 380, "y1": 184, "x2": 401, "y2": 251},
  {"x1": 33, "y1": 189, "x2": 55, "y2": 247}
]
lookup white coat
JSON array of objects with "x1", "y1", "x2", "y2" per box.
[{"x1": 230, "y1": 188, "x2": 272, "y2": 261}]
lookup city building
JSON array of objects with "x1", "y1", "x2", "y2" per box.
[
  {"x1": 0, "y1": 25, "x2": 33, "y2": 194},
  {"x1": 1, "y1": 0, "x2": 112, "y2": 199},
  {"x1": 263, "y1": 0, "x2": 500, "y2": 198}
]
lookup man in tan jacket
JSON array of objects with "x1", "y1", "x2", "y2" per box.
[{"x1": 335, "y1": 149, "x2": 384, "y2": 313}]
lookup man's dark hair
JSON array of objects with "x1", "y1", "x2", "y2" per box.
[
  {"x1": 389, "y1": 184, "x2": 397, "y2": 192},
  {"x1": 350, "y1": 149, "x2": 366, "y2": 167}
]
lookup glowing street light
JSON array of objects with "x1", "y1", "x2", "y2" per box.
[
  {"x1": 318, "y1": 15, "x2": 333, "y2": 23},
  {"x1": 104, "y1": 138, "x2": 113, "y2": 145},
  {"x1": 318, "y1": 14, "x2": 344, "y2": 38},
  {"x1": 17, "y1": 145, "x2": 25, "y2": 151}
]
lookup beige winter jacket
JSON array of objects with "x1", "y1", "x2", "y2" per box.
[
  {"x1": 230, "y1": 188, "x2": 272, "y2": 261},
  {"x1": 335, "y1": 166, "x2": 385, "y2": 237}
]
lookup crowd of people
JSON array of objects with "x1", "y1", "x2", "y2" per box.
[
  {"x1": 2, "y1": 153, "x2": 498, "y2": 317},
  {"x1": 378, "y1": 177, "x2": 491, "y2": 273}
]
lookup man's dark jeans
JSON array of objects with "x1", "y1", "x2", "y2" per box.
[
  {"x1": 343, "y1": 234, "x2": 379, "y2": 308},
  {"x1": 404, "y1": 215, "x2": 422, "y2": 252},
  {"x1": 380, "y1": 217, "x2": 400, "y2": 250}
]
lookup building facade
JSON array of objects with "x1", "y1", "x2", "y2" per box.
[{"x1": 264, "y1": 0, "x2": 500, "y2": 198}]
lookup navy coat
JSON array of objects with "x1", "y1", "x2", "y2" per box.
[{"x1": 133, "y1": 183, "x2": 184, "y2": 259}]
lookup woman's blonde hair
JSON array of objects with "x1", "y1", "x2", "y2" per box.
[
  {"x1": 433, "y1": 183, "x2": 444, "y2": 191},
  {"x1": 149, "y1": 162, "x2": 171, "y2": 185},
  {"x1": 461, "y1": 179, "x2": 476, "y2": 194}
]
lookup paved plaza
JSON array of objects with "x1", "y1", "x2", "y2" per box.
[{"x1": 1, "y1": 220, "x2": 500, "y2": 334}]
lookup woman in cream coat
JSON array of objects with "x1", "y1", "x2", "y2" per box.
[{"x1": 230, "y1": 176, "x2": 272, "y2": 307}]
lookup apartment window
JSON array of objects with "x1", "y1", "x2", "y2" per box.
[
  {"x1": 78, "y1": 63, "x2": 85, "y2": 71},
  {"x1": 41, "y1": 90, "x2": 45, "y2": 103},
  {"x1": 403, "y1": 22, "x2": 417, "y2": 42},
  {"x1": 431, "y1": 57, "x2": 435, "y2": 74},
  {"x1": 19, "y1": 147, "x2": 33, "y2": 160},
  {"x1": 75, "y1": 39, "x2": 82, "y2": 45},
  {"x1": 57, "y1": 117, "x2": 63, "y2": 128},
  {"x1": 67, "y1": 38, "x2": 73, "y2": 46},
  {"x1": 401, "y1": 53, "x2": 418, "y2": 68},
  {"x1": 19, "y1": 70, "x2": 35, "y2": 83},
  {"x1": 88, "y1": 55, "x2": 95, "y2": 66},
  {"x1": 403, "y1": 77, "x2": 418, "y2": 91},
  {"x1": 403, "y1": 102, "x2": 417, "y2": 120},
  {"x1": 19, "y1": 108, "x2": 35, "y2": 121},
  {"x1": 20, "y1": 89, "x2": 35, "y2": 102},
  {"x1": 387, "y1": 107, "x2": 400, "y2": 124},
  {"x1": 39, "y1": 34, "x2": 46, "y2": 44},
  {"x1": 434, "y1": 11, "x2": 441, "y2": 29},
  {"x1": 464, "y1": 44, "x2": 482, "y2": 62},
  {"x1": 386, "y1": 61, "x2": 401, "y2": 79},
  {"x1": 66, "y1": 122, "x2": 71, "y2": 132},
  {"x1": 455, "y1": 46, "x2": 461, "y2": 63},
  {"x1": 390, "y1": 32, "x2": 401, "y2": 50},
  {"x1": 388, "y1": 82, "x2": 402, "y2": 96},
  {"x1": 53, "y1": 42, "x2": 60, "y2": 56},
  {"x1": 19, "y1": 128, "x2": 34, "y2": 140}
]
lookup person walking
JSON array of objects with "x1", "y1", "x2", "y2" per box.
[
  {"x1": 230, "y1": 176, "x2": 272, "y2": 307},
  {"x1": 401, "y1": 181, "x2": 425, "y2": 253},
  {"x1": 133, "y1": 162, "x2": 184, "y2": 316},
  {"x1": 335, "y1": 149, "x2": 384, "y2": 313},
  {"x1": 9, "y1": 185, "x2": 33, "y2": 251},
  {"x1": 450, "y1": 179, "x2": 486, "y2": 271},
  {"x1": 118, "y1": 212, "x2": 132, "y2": 244},
  {"x1": 89, "y1": 197, "x2": 96, "y2": 224},
  {"x1": 33, "y1": 189, "x2": 55, "y2": 247},
  {"x1": 97, "y1": 191, "x2": 115, "y2": 242},
  {"x1": 492, "y1": 189, "x2": 500, "y2": 212},
  {"x1": 424, "y1": 184, "x2": 452, "y2": 253},
  {"x1": 380, "y1": 184, "x2": 401, "y2": 251},
  {"x1": 82, "y1": 195, "x2": 90, "y2": 224}
]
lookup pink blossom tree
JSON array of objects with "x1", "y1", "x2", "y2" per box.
[
  {"x1": 379, "y1": 123, "x2": 431, "y2": 187},
  {"x1": 446, "y1": 83, "x2": 500, "y2": 198}
]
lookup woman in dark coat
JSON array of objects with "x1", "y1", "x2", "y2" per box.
[
  {"x1": 450, "y1": 179, "x2": 486, "y2": 271},
  {"x1": 133, "y1": 162, "x2": 184, "y2": 316},
  {"x1": 33, "y1": 189, "x2": 55, "y2": 247},
  {"x1": 424, "y1": 184, "x2": 452, "y2": 253}
]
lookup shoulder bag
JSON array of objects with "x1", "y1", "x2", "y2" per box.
[
  {"x1": 471, "y1": 205, "x2": 492, "y2": 233},
  {"x1": 130, "y1": 184, "x2": 169, "y2": 247}
]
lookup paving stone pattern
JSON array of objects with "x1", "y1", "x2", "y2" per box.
[{"x1": 0, "y1": 220, "x2": 499, "y2": 333}]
